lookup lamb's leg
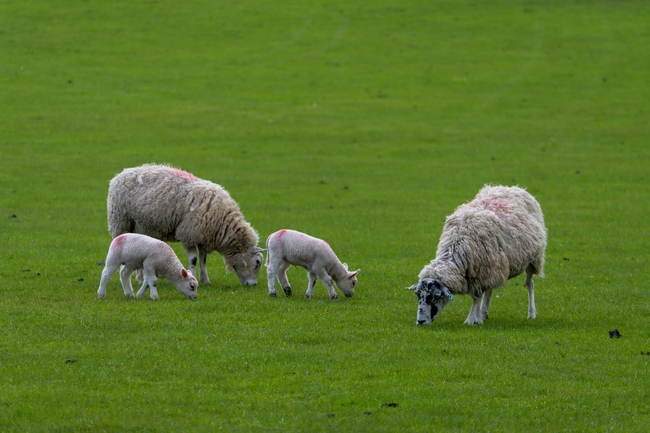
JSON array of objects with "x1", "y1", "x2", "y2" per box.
[
  {"x1": 305, "y1": 272, "x2": 319, "y2": 299},
  {"x1": 266, "y1": 254, "x2": 282, "y2": 297},
  {"x1": 319, "y1": 272, "x2": 339, "y2": 300},
  {"x1": 136, "y1": 266, "x2": 159, "y2": 300},
  {"x1": 135, "y1": 279, "x2": 149, "y2": 299},
  {"x1": 276, "y1": 261, "x2": 292, "y2": 296},
  {"x1": 198, "y1": 246, "x2": 210, "y2": 285},
  {"x1": 119, "y1": 266, "x2": 136, "y2": 298},
  {"x1": 480, "y1": 289, "x2": 493, "y2": 321},
  {"x1": 135, "y1": 269, "x2": 144, "y2": 285},
  {"x1": 97, "y1": 262, "x2": 120, "y2": 299},
  {"x1": 526, "y1": 268, "x2": 537, "y2": 319},
  {"x1": 464, "y1": 296, "x2": 484, "y2": 325}
]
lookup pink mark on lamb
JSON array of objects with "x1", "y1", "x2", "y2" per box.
[
  {"x1": 170, "y1": 168, "x2": 198, "y2": 181},
  {"x1": 112, "y1": 234, "x2": 127, "y2": 250}
]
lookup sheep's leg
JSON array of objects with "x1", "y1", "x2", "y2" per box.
[
  {"x1": 198, "y1": 246, "x2": 210, "y2": 285},
  {"x1": 526, "y1": 268, "x2": 537, "y2": 319},
  {"x1": 119, "y1": 266, "x2": 136, "y2": 298},
  {"x1": 276, "y1": 261, "x2": 292, "y2": 296},
  {"x1": 305, "y1": 272, "x2": 319, "y2": 299},
  {"x1": 183, "y1": 244, "x2": 200, "y2": 281},
  {"x1": 97, "y1": 262, "x2": 120, "y2": 299},
  {"x1": 464, "y1": 296, "x2": 484, "y2": 325},
  {"x1": 480, "y1": 289, "x2": 493, "y2": 321}
]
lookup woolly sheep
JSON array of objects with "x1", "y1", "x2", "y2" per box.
[
  {"x1": 97, "y1": 233, "x2": 198, "y2": 300},
  {"x1": 107, "y1": 164, "x2": 265, "y2": 287},
  {"x1": 266, "y1": 229, "x2": 360, "y2": 299},
  {"x1": 408, "y1": 185, "x2": 546, "y2": 325}
]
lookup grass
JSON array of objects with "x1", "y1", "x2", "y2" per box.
[{"x1": 1, "y1": 0, "x2": 650, "y2": 431}]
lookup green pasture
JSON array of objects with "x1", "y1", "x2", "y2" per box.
[{"x1": 1, "y1": 0, "x2": 649, "y2": 431}]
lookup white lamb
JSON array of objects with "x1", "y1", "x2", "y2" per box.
[
  {"x1": 107, "y1": 164, "x2": 265, "y2": 287},
  {"x1": 408, "y1": 185, "x2": 547, "y2": 325},
  {"x1": 97, "y1": 233, "x2": 198, "y2": 300},
  {"x1": 266, "y1": 229, "x2": 360, "y2": 299}
]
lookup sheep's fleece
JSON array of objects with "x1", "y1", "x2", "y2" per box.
[
  {"x1": 409, "y1": 185, "x2": 547, "y2": 325},
  {"x1": 107, "y1": 164, "x2": 264, "y2": 286}
]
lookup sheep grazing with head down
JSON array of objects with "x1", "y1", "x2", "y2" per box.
[
  {"x1": 266, "y1": 229, "x2": 360, "y2": 299},
  {"x1": 107, "y1": 164, "x2": 265, "y2": 287},
  {"x1": 408, "y1": 185, "x2": 547, "y2": 325},
  {"x1": 97, "y1": 233, "x2": 198, "y2": 300}
]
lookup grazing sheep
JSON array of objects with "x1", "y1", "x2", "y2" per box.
[
  {"x1": 97, "y1": 233, "x2": 198, "y2": 300},
  {"x1": 408, "y1": 185, "x2": 546, "y2": 325},
  {"x1": 266, "y1": 229, "x2": 360, "y2": 299},
  {"x1": 107, "y1": 164, "x2": 265, "y2": 287}
]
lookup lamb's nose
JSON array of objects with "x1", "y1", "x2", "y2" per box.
[
  {"x1": 417, "y1": 320, "x2": 427, "y2": 325},
  {"x1": 345, "y1": 293, "x2": 353, "y2": 298}
]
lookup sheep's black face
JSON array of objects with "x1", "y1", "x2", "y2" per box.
[{"x1": 409, "y1": 279, "x2": 453, "y2": 325}]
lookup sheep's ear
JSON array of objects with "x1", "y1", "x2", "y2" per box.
[
  {"x1": 251, "y1": 247, "x2": 266, "y2": 254},
  {"x1": 348, "y1": 269, "x2": 360, "y2": 278},
  {"x1": 181, "y1": 269, "x2": 188, "y2": 278}
]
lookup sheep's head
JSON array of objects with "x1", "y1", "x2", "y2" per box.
[
  {"x1": 335, "y1": 263, "x2": 360, "y2": 298},
  {"x1": 407, "y1": 278, "x2": 453, "y2": 325},
  {"x1": 224, "y1": 246, "x2": 265, "y2": 286},
  {"x1": 178, "y1": 268, "x2": 199, "y2": 299}
]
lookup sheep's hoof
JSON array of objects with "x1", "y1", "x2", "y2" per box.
[
  {"x1": 330, "y1": 294, "x2": 339, "y2": 300},
  {"x1": 305, "y1": 293, "x2": 313, "y2": 299},
  {"x1": 200, "y1": 278, "x2": 211, "y2": 285},
  {"x1": 269, "y1": 292, "x2": 277, "y2": 298},
  {"x1": 282, "y1": 286, "x2": 292, "y2": 296}
]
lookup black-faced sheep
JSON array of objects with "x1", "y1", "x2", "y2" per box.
[
  {"x1": 266, "y1": 229, "x2": 360, "y2": 299},
  {"x1": 107, "y1": 164, "x2": 264, "y2": 287},
  {"x1": 97, "y1": 233, "x2": 198, "y2": 300},
  {"x1": 408, "y1": 185, "x2": 547, "y2": 325}
]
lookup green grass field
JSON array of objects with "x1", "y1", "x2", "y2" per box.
[{"x1": 2, "y1": 0, "x2": 649, "y2": 431}]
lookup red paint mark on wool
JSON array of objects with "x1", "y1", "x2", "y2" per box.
[
  {"x1": 277, "y1": 229, "x2": 287, "y2": 238},
  {"x1": 170, "y1": 168, "x2": 198, "y2": 181},
  {"x1": 112, "y1": 235, "x2": 127, "y2": 249},
  {"x1": 478, "y1": 198, "x2": 510, "y2": 217}
]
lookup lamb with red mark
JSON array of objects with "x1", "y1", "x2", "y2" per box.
[
  {"x1": 97, "y1": 233, "x2": 198, "y2": 300},
  {"x1": 265, "y1": 229, "x2": 360, "y2": 299}
]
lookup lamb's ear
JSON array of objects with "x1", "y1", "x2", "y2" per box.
[
  {"x1": 181, "y1": 269, "x2": 188, "y2": 278},
  {"x1": 348, "y1": 269, "x2": 360, "y2": 278}
]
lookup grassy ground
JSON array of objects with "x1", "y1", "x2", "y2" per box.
[{"x1": 1, "y1": 0, "x2": 649, "y2": 431}]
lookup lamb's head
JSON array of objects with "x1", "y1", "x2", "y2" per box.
[
  {"x1": 178, "y1": 268, "x2": 199, "y2": 299},
  {"x1": 224, "y1": 246, "x2": 265, "y2": 286},
  {"x1": 407, "y1": 278, "x2": 453, "y2": 325},
  {"x1": 335, "y1": 264, "x2": 360, "y2": 297}
]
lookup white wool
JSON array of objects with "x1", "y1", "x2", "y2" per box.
[{"x1": 265, "y1": 229, "x2": 360, "y2": 300}]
